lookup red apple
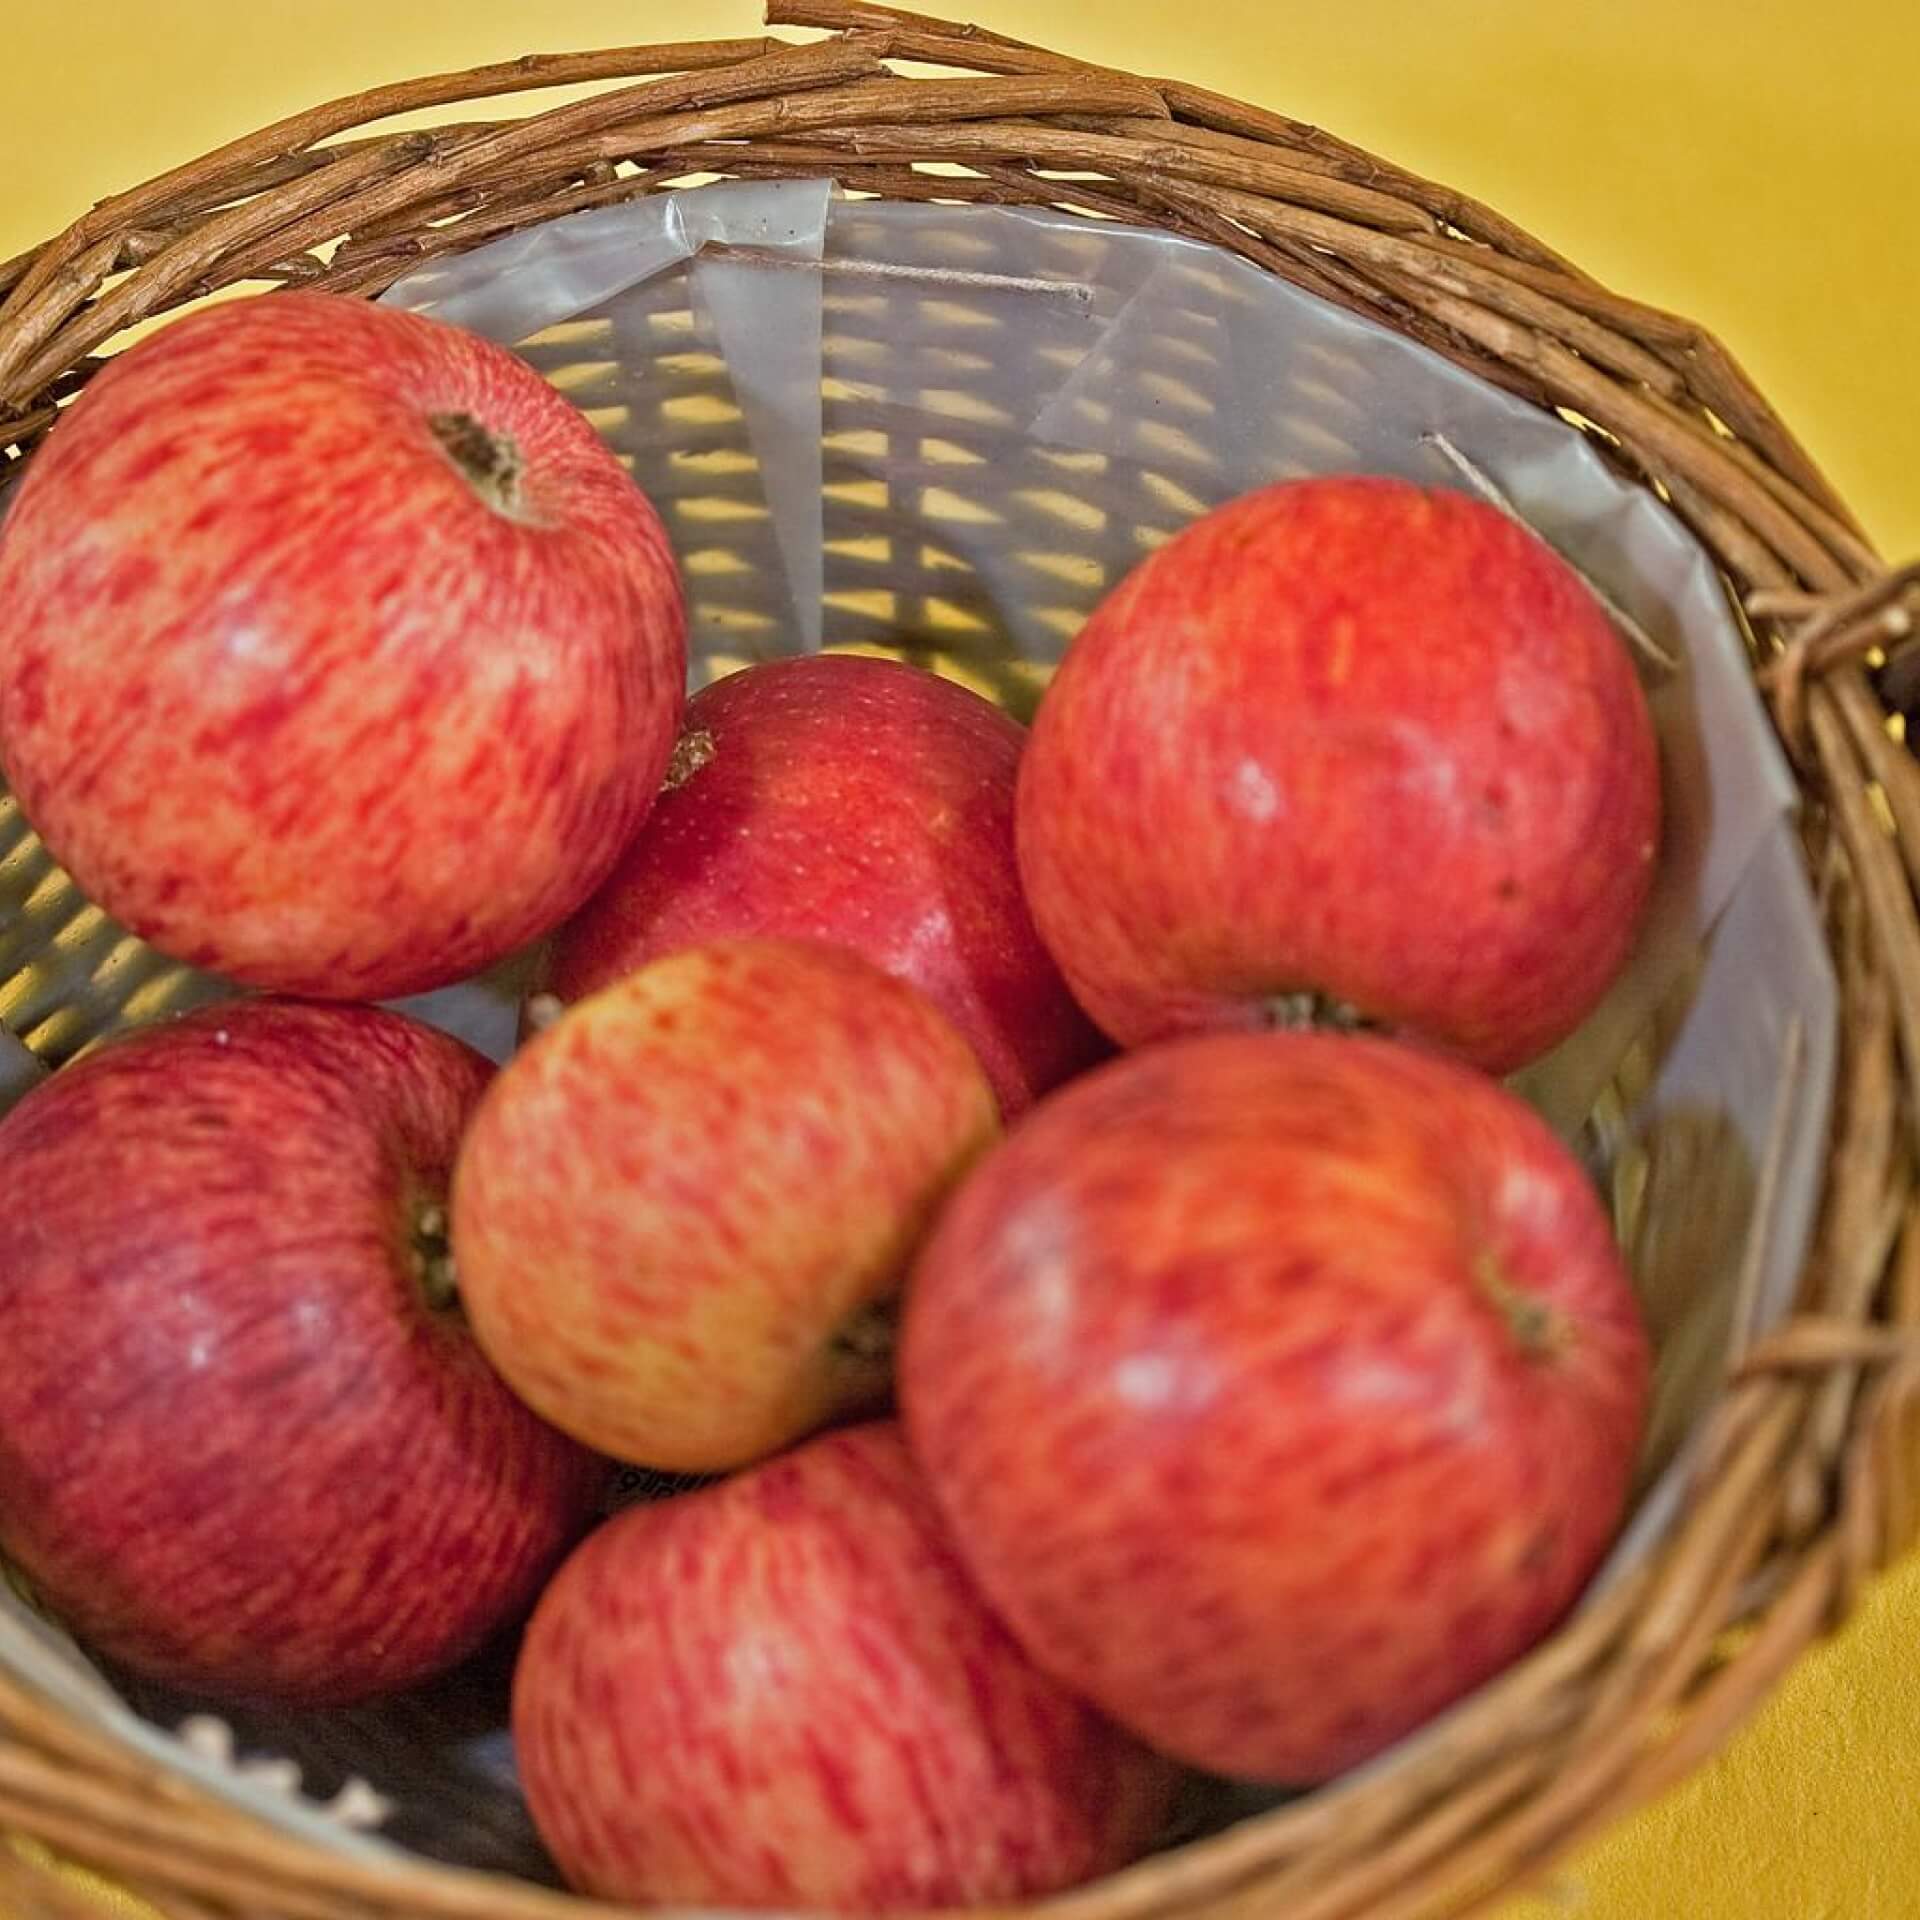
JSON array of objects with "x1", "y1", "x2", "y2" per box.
[
  {"x1": 545, "y1": 653, "x2": 1104, "y2": 1115},
  {"x1": 451, "y1": 938, "x2": 998, "y2": 1473},
  {"x1": 513, "y1": 1420, "x2": 1178, "y2": 1910},
  {"x1": 0, "y1": 1000, "x2": 605, "y2": 1705},
  {"x1": 1015, "y1": 475, "x2": 1660, "y2": 1072},
  {"x1": 0, "y1": 290, "x2": 686, "y2": 1000},
  {"x1": 900, "y1": 1030, "x2": 1651, "y2": 1783}
]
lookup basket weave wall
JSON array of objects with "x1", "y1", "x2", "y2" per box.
[{"x1": 2, "y1": 6, "x2": 1919, "y2": 1919}]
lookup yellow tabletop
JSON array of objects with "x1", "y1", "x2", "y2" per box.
[{"x1": 6, "y1": 4, "x2": 1919, "y2": 1917}]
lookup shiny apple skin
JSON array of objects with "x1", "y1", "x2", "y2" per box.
[
  {"x1": 0, "y1": 291, "x2": 686, "y2": 999},
  {"x1": 513, "y1": 1421, "x2": 1178, "y2": 1909},
  {"x1": 901, "y1": 1029, "x2": 1651, "y2": 1783},
  {"x1": 1015, "y1": 475, "x2": 1661, "y2": 1072},
  {"x1": 0, "y1": 999, "x2": 606, "y2": 1705},
  {"x1": 549, "y1": 653, "x2": 1103, "y2": 1115}
]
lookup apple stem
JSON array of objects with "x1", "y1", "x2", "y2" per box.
[
  {"x1": 662, "y1": 728, "x2": 717, "y2": 792},
  {"x1": 428, "y1": 410, "x2": 524, "y2": 517},
  {"x1": 524, "y1": 993, "x2": 565, "y2": 1036}
]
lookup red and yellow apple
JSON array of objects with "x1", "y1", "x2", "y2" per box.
[
  {"x1": 513, "y1": 1420, "x2": 1178, "y2": 1910},
  {"x1": 901, "y1": 1029, "x2": 1651, "y2": 1783},
  {"x1": 0, "y1": 1000, "x2": 605, "y2": 1705},
  {"x1": 546, "y1": 652, "x2": 1103, "y2": 1115},
  {"x1": 451, "y1": 938, "x2": 998, "y2": 1472},
  {"x1": 0, "y1": 291, "x2": 686, "y2": 1000},
  {"x1": 1015, "y1": 475, "x2": 1661, "y2": 1072}
]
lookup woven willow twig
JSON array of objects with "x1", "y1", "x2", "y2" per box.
[{"x1": 3, "y1": 6, "x2": 1918, "y2": 1919}]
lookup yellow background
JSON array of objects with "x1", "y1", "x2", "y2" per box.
[{"x1": 5, "y1": 3, "x2": 1919, "y2": 1916}]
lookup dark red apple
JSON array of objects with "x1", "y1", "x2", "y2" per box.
[
  {"x1": 1015, "y1": 475, "x2": 1661, "y2": 1072},
  {"x1": 0, "y1": 290, "x2": 685, "y2": 1000},
  {"x1": 545, "y1": 653, "x2": 1103, "y2": 1114},
  {"x1": 513, "y1": 1420, "x2": 1178, "y2": 1910},
  {"x1": 900, "y1": 1030, "x2": 1650, "y2": 1783},
  {"x1": 0, "y1": 1000, "x2": 605, "y2": 1705},
  {"x1": 452, "y1": 938, "x2": 998, "y2": 1474}
]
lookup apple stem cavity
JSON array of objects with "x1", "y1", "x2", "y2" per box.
[
  {"x1": 1474, "y1": 1253, "x2": 1565, "y2": 1361},
  {"x1": 408, "y1": 1200, "x2": 461, "y2": 1314},
  {"x1": 428, "y1": 410, "x2": 525, "y2": 518},
  {"x1": 1263, "y1": 990, "x2": 1373, "y2": 1035},
  {"x1": 829, "y1": 1297, "x2": 900, "y2": 1408}
]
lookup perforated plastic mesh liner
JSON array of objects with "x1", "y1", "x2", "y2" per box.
[{"x1": 0, "y1": 181, "x2": 1834, "y2": 1866}]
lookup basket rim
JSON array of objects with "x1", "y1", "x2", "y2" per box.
[{"x1": 3, "y1": 6, "x2": 1920, "y2": 1919}]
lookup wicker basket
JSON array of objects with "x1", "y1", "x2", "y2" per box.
[{"x1": 4, "y1": 5, "x2": 1920, "y2": 1917}]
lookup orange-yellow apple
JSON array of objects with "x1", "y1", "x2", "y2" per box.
[{"x1": 451, "y1": 939, "x2": 997, "y2": 1472}]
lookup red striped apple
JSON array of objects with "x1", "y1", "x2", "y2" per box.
[
  {"x1": 900, "y1": 1030, "x2": 1651, "y2": 1783},
  {"x1": 1015, "y1": 475, "x2": 1660, "y2": 1072},
  {"x1": 0, "y1": 290, "x2": 686, "y2": 1000},
  {"x1": 513, "y1": 1420, "x2": 1178, "y2": 1910},
  {"x1": 546, "y1": 653, "x2": 1103, "y2": 1115},
  {"x1": 0, "y1": 1000, "x2": 605, "y2": 1705},
  {"x1": 451, "y1": 938, "x2": 998, "y2": 1473}
]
